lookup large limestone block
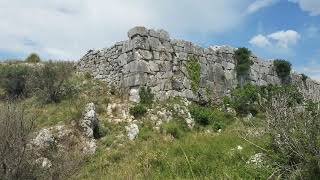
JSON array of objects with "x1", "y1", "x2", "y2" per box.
[{"x1": 128, "y1": 26, "x2": 148, "y2": 39}]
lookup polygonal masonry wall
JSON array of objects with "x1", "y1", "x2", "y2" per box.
[{"x1": 77, "y1": 26, "x2": 320, "y2": 103}]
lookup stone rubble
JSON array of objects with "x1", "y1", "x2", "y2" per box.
[{"x1": 77, "y1": 26, "x2": 320, "y2": 103}]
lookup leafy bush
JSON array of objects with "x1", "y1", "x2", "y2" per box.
[
  {"x1": 301, "y1": 73, "x2": 308, "y2": 82},
  {"x1": 229, "y1": 84, "x2": 260, "y2": 115},
  {"x1": 262, "y1": 84, "x2": 303, "y2": 107},
  {"x1": 273, "y1": 59, "x2": 291, "y2": 82},
  {"x1": 28, "y1": 61, "x2": 75, "y2": 103},
  {"x1": 186, "y1": 55, "x2": 201, "y2": 92},
  {"x1": 93, "y1": 123, "x2": 108, "y2": 139},
  {"x1": 139, "y1": 86, "x2": 154, "y2": 106},
  {"x1": 25, "y1": 53, "x2": 41, "y2": 63},
  {"x1": 227, "y1": 84, "x2": 303, "y2": 115},
  {"x1": 235, "y1": 47, "x2": 253, "y2": 86},
  {"x1": 129, "y1": 104, "x2": 147, "y2": 118},
  {"x1": 0, "y1": 64, "x2": 32, "y2": 99},
  {"x1": 301, "y1": 73, "x2": 309, "y2": 88},
  {"x1": 189, "y1": 104, "x2": 233, "y2": 130},
  {"x1": 161, "y1": 120, "x2": 186, "y2": 139}
]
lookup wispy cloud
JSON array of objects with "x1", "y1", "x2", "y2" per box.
[{"x1": 247, "y1": 0, "x2": 279, "y2": 14}]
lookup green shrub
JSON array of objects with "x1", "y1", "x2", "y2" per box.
[
  {"x1": 84, "y1": 72, "x2": 92, "y2": 79},
  {"x1": 25, "y1": 53, "x2": 41, "y2": 63},
  {"x1": 186, "y1": 55, "x2": 201, "y2": 92},
  {"x1": 301, "y1": 73, "x2": 308, "y2": 82},
  {"x1": 273, "y1": 59, "x2": 291, "y2": 81},
  {"x1": 229, "y1": 84, "x2": 260, "y2": 115},
  {"x1": 0, "y1": 65, "x2": 31, "y2": 99},
  {"x1": 129, "y1": 104, "x2": 147, "y2": 118},
  {"x1": 235, "y1": 47, "x2": 253, "y2": 86},
  {"x1": 28, "y1": 61, "x2": 75, "y2": 103},
  {"x1": 93, "y1": 125, "x2": 108, "y2": 139},
  {"x1": 189, "y1": 104, "x2": 233, "y2": 130},
  {"x1": 264, "y1": 84, "x2": 303, "y2": 107},
  {"x1": 139, "y1": 86, "x2": 154, "y2": 106},
  {"x1": 161, "y1": 120, "x2": 187, "y2": 139},
  {"x1": 138, "y1": 126, "x2": 154, "y2": 140}
]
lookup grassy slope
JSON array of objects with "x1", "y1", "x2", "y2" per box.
[
  {"x1": 1, "y1": 72, "x2": 275, "y2": 179},
  {"x1": 74, "y1": 119, "x2": 274, "y2": 179}
]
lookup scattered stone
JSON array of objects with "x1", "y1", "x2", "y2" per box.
[
  {"x1": 126, "y1": 123, "x2": 139, "y2": 140},
  {"x1": 247, "y1": 153, "x2": 265, "y2": 167}
]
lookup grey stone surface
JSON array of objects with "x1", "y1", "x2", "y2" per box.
[{"x1": 77, "y1": 26, "x2": 320, "y2": 103}]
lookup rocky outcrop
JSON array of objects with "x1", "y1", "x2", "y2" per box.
[
  {"x1": 31, "y1": 102, "x2": 101, "y2": 163},
  {"x1": 77, "y1": 26, "x2": 320, "y2": 103}
]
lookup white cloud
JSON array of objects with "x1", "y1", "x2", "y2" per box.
[
  {"x1": 250, "y1": 30, "x2": 300, "y2": 51},
  {"x1": 0, "y1": 0, "x2": 252, "y2": 60},
  {"x1": 249, "y1": 34, "x2": 271, "y2": 47},
  {"x1": 246, "y1": 0, "x2": 320, "y2": 16},
  {"x1": 288, "y1": 0, "x2": 320, "y2": 16},
  {"x1": 247, "y1": 0, "x2": 278, "y2": 14},
  {"x1": 267, "y1": 30, "x2": 301, "y2": 48}
]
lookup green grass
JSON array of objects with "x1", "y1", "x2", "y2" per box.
[
  {"x1": 17, "y1": 73, "x2": 111, "y2": 129},
  {"x1": 73, "y1": 120, "x2": 274, "y2": 179}
]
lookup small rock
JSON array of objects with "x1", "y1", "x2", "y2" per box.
[
  {"x1": 247, "y1": 153, "x2": 265, "y2": 167},
  {"x1": 129, "y1": 88, "x2": 140, "y2": 103},
  {"x1": 33, "y1": 129, "x2": 55, "y2": 148},
  {"x1": 125, "y1": 123, "x2": 139, "y2": 140},
  {"x1": 237, "y1": 145, "x2": 243, "y2": 151},
  {"x1": 36, "y1": 157, "x2": 52, "y2": 169}
]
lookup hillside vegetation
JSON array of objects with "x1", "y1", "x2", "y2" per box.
[{"x1": 0, "y1": 56, "x2": 319, "y2": 180}]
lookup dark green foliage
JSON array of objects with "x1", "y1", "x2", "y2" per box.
[
  {"x1": 84, "y1": 72, "x2": 92, "y2": 79},
  {"x1": 29, "y1": 61, "x2": 75, "y2": 103},
  {"x1": 301, "y1": 73, "x2": 309, "y2": 88},
  {"x1": 25, "y1": 53, "x2": 41, "y2": 63},
  {"x1": 139, "y1": 86, "x2": 154, "y2": 106},
  {"x1": 301, "y1": 73, "x2": 308, "y2": 82},
  {"x1": 189, "y1": 104, "x2": 233, "y2": 130},
  {"x1": 235, "y1": 47, "x2": 253, "y2": 77},
  {"x1": 186, "y1": 55, "x2": 201, "y2": 92},
  {"x1": 161, "y1": 120, "x2": 187, "y2": 139},
  {"x1": 0, "y1": 64, "x2": 31, "y2": 99},
  {"x1": 227, "y1": 84, "x2": 304, "y2": 115},
  {"x1": 229, "y1": 84, "x2": 260, "y2": 115},
  {"x1": 129, "y1": 104, "x2": 147, "y2": 118},
  {"x1": 262, "y1": 84, "x2": 303, "y2": 107},
  {"x1": 93, "y1": 124, "x2": 108, "y2": 139},
  {"x1": 273, "y1": 59, "x2": 291, "y2": 81}
]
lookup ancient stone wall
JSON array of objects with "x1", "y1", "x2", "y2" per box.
[{"x1": 77, "y1": 26, "x2": 320, "y2": 102}]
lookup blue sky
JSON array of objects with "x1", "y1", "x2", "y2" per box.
[{"x1": 0, "y1": 0, "x2": 319, "y2": 80}]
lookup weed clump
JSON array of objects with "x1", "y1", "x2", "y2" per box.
[
  {"x1": 129, "y1": 104, "x2": 147, "y2": 118},
  {"x1": 186, "y1": 55, "x2": 201, "y2": 92}
]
